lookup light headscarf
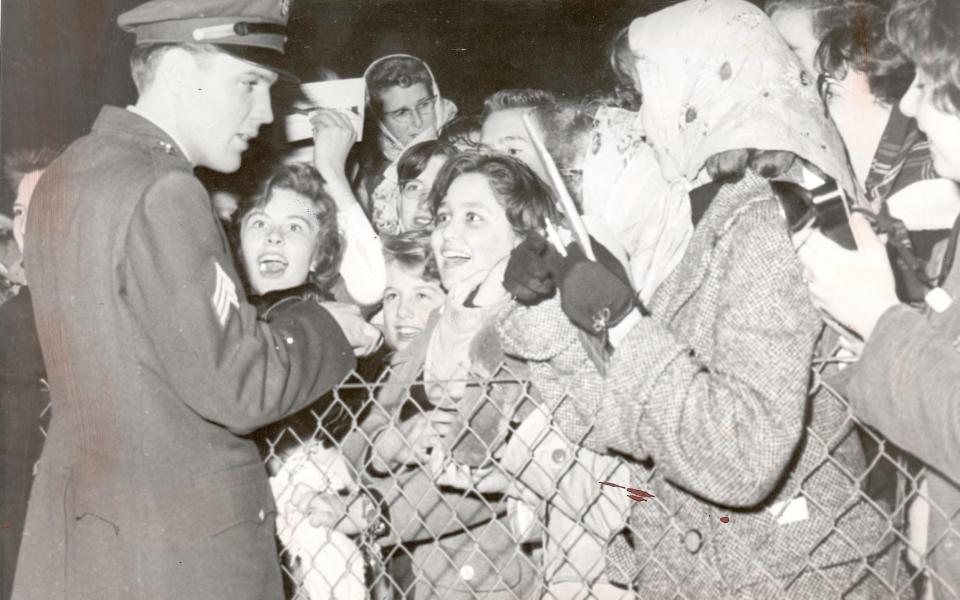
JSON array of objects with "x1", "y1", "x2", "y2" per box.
[
  {"x1": 579, "y1": 106, "x2": 689, "y2": 303},
  {"x1": 627, "y1": 0, "x2": 861, "y2": 216},
  {"x1": 364, "y1": 54, "x2": 458, "y2": 234}
]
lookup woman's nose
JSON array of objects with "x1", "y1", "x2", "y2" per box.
[
  {"x1": 410, "y1": 109, "x2": 424, "y2": 130},
  {"x1": 397, "y1": 296, "x2": 415, "y2": 319},
  {"x1": 265, "y1": 225, "x2": 283, "y2": 244}
]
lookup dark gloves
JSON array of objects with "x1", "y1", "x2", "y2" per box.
[{"x1": 503, "y1": 232, "x2": 638, "y2": 338}]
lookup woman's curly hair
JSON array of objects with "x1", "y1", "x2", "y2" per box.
[{"x1": 888, "y1": 0, "x2": 960, "y2": 113}]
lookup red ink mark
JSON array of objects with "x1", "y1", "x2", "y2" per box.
[
  {"x1": 600, "y1": 482, "x2": 655, "y2": 503},
  {"x1": 720, "y1": 516, "x2": 730, "y2": 524},
  {"x1": 599, "y1": 481, "x2": 625, "y2": 489},
  {"x1": 0, "y1": 523, "x2": 9, "y2": 529}
]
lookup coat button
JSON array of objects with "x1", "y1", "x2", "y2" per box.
[
  {"x1": 258, "y1": 509, "x2": 265, "y2": 521},
  {"x1": 459, "y1": 565, "x2": 475, "y2": 581},
  {"x1": 551, "y1": 449, "x2": 567, "y2": 464},
  {"x1": 683, "y1": 529, "x2": 703, "y2": 554}
]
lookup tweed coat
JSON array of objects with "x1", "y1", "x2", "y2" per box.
[
  {"x1": 14, "y1": 107, "x2": 356, "y2": 600},
  {"x1": 345, "y1": 308, "x2": 537, "y2": 598},
  {"x1": 499, "y1": 172, "x2": 896, "y2": 598},
  {"x1": 833, "y1": 237, "x2": 960, "y2": 598}
]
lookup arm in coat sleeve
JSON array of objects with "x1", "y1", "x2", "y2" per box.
[
  {"x1": 501, "y1": 201, "x2": 815, "y2": 508},
  {"x1": 841, "y1": 298, "x2": 960, "y2": 483},
  {"x1": 124, "y1": 171, "x2": 356, "y2": 435}
]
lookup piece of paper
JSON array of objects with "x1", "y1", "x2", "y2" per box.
[{"x1": 283, "y1": 78, "x2": 366, "y2": 143}]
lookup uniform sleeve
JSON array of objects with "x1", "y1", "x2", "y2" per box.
[
  {"x1": 124, "y1": 171, "x2": 355, "y2": 435},
  {"x1": 844, "y1": 301, "x2": 960, "y2": 483},
  {"x1": 338, "y1": 202, "x2": 386, "y2": 306}
]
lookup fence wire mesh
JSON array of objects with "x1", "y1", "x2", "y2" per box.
[{"x1": 243, "y1": 327, "x2": 959, "y2": 600}]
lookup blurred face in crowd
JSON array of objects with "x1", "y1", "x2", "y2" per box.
[
  {"x1": 378, "y1": 83, "x2": 436, "y2": 147},
  {"x1": 176, "y1": 50, "x2": 277, "y2": 173},
  {"x1": 431, "y1": 173, "x2": 522, "y2": 292},
  {"x1": 241, "y1": 188, "x2": 321, "y2": 295},
  {"x1": 399, "y1": 155, "x2": 449, "y2": 232},
  {"x1": 382, "y1": 260, "x2": 445, "y2": 350},
  {"x1": 820, "y1": 70, "x2": 889, "y2": 185},
  {"x1": 900, "y1": 70, "x2": 960, "y2": 182},
  {"x1": 769, "y1": 8, "x2": 820, "y2": 76},
  {"x1": 12, "y1": 169, "x2": 44, "y2": 251},
  {"x1": 480, "y1": 108, "x2": 548, "y2": 181}
]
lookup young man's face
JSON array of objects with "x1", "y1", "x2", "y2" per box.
[
  {"x1": 480, "y1": 108, "x2": 548, "y2": 181},
  {"x1": 900, "y1": 70, "x2": 960, "y2": 182},
  {"x1": 382, "y1": 260, "x2": 445, "y2": 351},
  {"x1": 378, "y1": 82, "x2": 436, "y2": 147},
  {"x1": 178, "y1": 51, "x2": 277, "y2": 173}
]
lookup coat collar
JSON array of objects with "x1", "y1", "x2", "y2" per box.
[
  {"x1": 652, "y1": 171, "x2": 773, "y2": 320},
  {"x1": 91, "y1": 106, "x2": 191, "y2": 165}
]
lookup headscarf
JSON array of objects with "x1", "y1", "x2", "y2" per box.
[
  {"x1": 628, "y1": 0, "x2": 861, "y2": 209},
  {"x1": 363, "y1": 54, "x2": 458, "y2": 234},
  {"x1": 579, "y1": 106, "x2": 690, "y2": 304}
]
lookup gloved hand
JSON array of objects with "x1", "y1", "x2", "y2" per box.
[{"x1": 504, "y1": 232, "x2": 638, "y2": 338}]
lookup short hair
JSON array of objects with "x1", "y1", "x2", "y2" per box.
[
  {"x1": 608, "y1": 26, "x2": 638, "y2": 89},
  {"x1": 397, "y1": 140, "x2": 459, "y2": 186},
  {"x1": 4, "y1": 145, "x2": 64, "y2": 191},
  {"x1": 889, "y1": 0, "x2": 960, "y2": 113},
  {"x1": 242, "y1": 163, "x2": 343, "y2": 288},
  {"x1": 813, "y1": 2, "x2": 914, "y2": 105},
  {"x1": 381, "y1": 230, "x2": 441, "y2": 283},
  {"x1": 366, "y1": 56, "x2": 433, "y2": 113},
  {"x1": 439, "y1": 115, "x2": 483, "y2": 152},
  {"x1": 481, "y1": 88, "x2": 557, "y2": 121},
  {"x1": 129, "y1": 43, "x2": 221, "y2": 94},
  {"x1": 428, "y1": 153, "x2": 559, "y2": 236}
]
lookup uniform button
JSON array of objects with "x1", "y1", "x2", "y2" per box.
[
  {"x1": 258, "y1": 509, "x2": 265, "y2": 521},
  {"x1": 459, "y1": 565, "x2": 475, "y2": 581},
  {"x1": 683, "y1": 529, "x2": 703, "y2": 554},
  {"x1": 551, "y1": 449, "x2": 567, "y2": 464},
  {"x1": 285, "y1": 336, "x2": 294, "y2": 344}
]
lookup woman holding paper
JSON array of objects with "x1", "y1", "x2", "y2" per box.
[
  {"x1": 356, "y1": 55, "x2": 458, "y2": 234},
  {"x1": 498, "y1": 0, "x2": 896, "y2": 596}
]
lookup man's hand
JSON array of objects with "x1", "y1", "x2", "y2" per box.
[
  {"x1": 320, "y1": 301, "x2": 383, "y2": 356},
  {"x1": 297, "y1": 491, "x2": 369, "y2": 535},
  {"x1": 795, "y1": 212, "x2": 900, "y2": 340}
]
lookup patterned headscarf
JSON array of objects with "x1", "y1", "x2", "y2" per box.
[{"x1": 628, "y1": 0, "x2": 860, "y2": 202}]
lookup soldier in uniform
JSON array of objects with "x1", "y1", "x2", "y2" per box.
[{"x1": 12, "y1": 1, "x2": 380, "y2": 598}]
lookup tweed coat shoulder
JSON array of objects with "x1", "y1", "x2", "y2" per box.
[
  {"x1": 14, "y1": 107, "x2": 355, "y2": 600},
  {"x1": 499, "y1": 172, "x2": 894, "y2": 597}
]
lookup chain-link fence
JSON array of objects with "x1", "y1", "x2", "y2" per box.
[{"x1": 250, "y1": 329, "x2": 958, "y2": 600}]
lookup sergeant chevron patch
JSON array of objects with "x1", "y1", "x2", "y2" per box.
[{"x1": 212, "y1": 261, "x2": 239, "y2": 327}]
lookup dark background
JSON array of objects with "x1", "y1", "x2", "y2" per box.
[{"x1": 0, "y1": 0, "x2": 689, "y2": 206}]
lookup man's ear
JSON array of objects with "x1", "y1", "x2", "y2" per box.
[{"x1": 154, "y1": 47, "x2": 197, "y2": 97}]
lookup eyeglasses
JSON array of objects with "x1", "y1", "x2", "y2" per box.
[{"x1": 382, "y1": 95, "x2": 436, "y2": 125}]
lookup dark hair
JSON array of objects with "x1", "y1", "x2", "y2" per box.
[
  {"x1": 428, "y1": 153, "x2": 559, "y2": 235},
  {"x1": 439, "y1": 115, "x2": 483, "y2": 152},
  {"x1": 704, "y1": 150, "x2": 798, "y2": 182},
  {"x1": 366, "y1": 56, "x2": 433, "y2": 113},
  {"x1": 241, "y1": 163, "x2": 343, "y2": 288},
  {"x1": 889, "y1": 0, "x2": 960, "y2": 113},
  {"x1": 608, "y1": 26, "x2": 638, "y2": 89},
  {"x1": 4, "y1": 145, "x2": 64, "y2": 191},
  {"x1": 481, "y1": 88, "x2": 557, "y2": 121},
  {"x1": 382, "y1": 230, "x2": 441, "y2": 284},
  {"x1": 397, "y1": 140, "x2": 459, "y2": 186},
  {"x1": 129, "y1": 43, "x2": 220, "y2": 93},
  {"x1": 815, "y1": 2, "x2": 914, "y2": 105}
]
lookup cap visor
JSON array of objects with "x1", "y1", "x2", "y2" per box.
[{"x1": 217, "y1": 45, "x2": 299, "y2": 83}]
